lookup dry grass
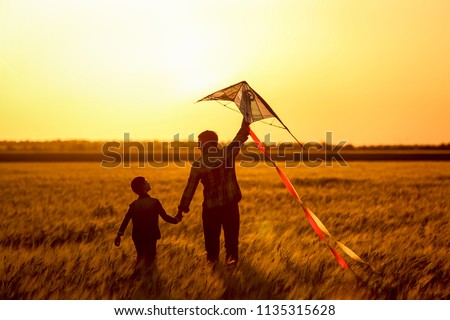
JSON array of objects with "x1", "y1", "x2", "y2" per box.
[{"x1": 0, "y1": 161, "x2": 449, "y2": 299}]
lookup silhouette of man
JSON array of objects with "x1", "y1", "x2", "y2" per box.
[{"x1": 176, "y1": 118, "x2": 249, "y2": 265}]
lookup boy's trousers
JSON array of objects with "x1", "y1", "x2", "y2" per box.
[
  {"x1": 133, "y1": 238, "x2": 157, "y2": 267},
  {"x1": 202, "y1": 202, "x2": 240, "y2": 263}
]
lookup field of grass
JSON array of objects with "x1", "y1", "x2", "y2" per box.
[{"x1": 0, "y1": 161, "x2": 449, "y2": 299}]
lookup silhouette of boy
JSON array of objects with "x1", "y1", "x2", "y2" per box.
[{"x1": 114, "y1": 176, "x2": 178, "y2": 268}]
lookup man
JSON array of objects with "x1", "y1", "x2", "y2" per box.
[{"x1": 176, "y1": 118, "x2": 249, "y2": 265}]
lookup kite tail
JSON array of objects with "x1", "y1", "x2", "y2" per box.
[{"x1": 249, "y1": 127, "x2": 372, "y2": 270}]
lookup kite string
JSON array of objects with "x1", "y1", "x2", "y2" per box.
[{"x1": 249, "y1": 127, "x2": 372, "y2": 270}]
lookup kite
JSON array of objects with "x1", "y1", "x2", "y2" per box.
[
  {"x1": 198, "y1": 80, "x2": 371, "y2": 270},
  {"x1": 197, "y1": 81, "x2": 302, "y2": 147}
]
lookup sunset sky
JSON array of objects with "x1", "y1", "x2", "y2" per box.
[{"x1": 1, "y1": 0, "x2": 449, "y2": 145}]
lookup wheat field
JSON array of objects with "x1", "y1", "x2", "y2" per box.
[{"x1": 0, "y1": 161, "x2": 449, "y2": 299}]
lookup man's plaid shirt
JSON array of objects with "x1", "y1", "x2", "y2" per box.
[{"x1": 178, "y1": 126, "x2": 249, "y2": 212}]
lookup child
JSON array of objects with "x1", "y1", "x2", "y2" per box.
[{"x1": 114, "y1": 176, "x2": 178, "y2": 269}]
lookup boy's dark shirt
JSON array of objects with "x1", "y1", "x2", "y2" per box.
[{"x1": 117, "y1": 194, "x2": 177, "y2": 241}]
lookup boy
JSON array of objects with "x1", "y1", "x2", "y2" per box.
[{"x1": 114, "y1": 176, "x2": 178, "y2": 268}]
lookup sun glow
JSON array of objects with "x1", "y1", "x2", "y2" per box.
[
  {"x1": 155, "y1": 25, "x2": 222, "y2": 99},
  {"x1": 1, "y1": 0, "x2": 450, "y2": 144}
]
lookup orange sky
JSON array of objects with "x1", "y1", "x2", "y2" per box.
[{"x1": 1, "y1": 0, "x2": 449, "y2": 145}]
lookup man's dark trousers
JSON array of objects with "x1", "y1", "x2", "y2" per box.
[{"x1": 202, "y1": 202, "x2": 240, "y2": 263}]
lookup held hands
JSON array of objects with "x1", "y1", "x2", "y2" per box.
[
  {"x1": 114, "y1": 235, "x2": 121, "y2": 247},
  {"x1": 175, "y1": 211, "x2": 184, "y2": 223}
]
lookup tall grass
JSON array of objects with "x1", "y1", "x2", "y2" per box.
[{"x1": 0, "y1": 161, "x2": 449, "y2": 299}]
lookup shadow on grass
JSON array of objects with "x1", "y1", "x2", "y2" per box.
[
  {"x1": 215, "y1": 258, "x2": 286, "y2": 300},
  {"x1": 129, "y1": 262, "x2": 174, "y2": 299}
]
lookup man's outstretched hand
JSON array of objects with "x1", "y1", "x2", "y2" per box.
[
  {"x1": 241, "y1": 117, "x2": 250, "y2": 131},
  {"x1": 175, "y1": 211, "x2": 184, "y2": 223}
]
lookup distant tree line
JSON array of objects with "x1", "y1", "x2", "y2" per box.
[
  {"x1": 0, "y1": 140, "x2": 449, "y2": 152},
  {"x1": 0, "y1": 140, "x2": 105, "y2": 152},
  {"x1": 342, "y1": 143, "x2": 450, "y2": 150}
]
